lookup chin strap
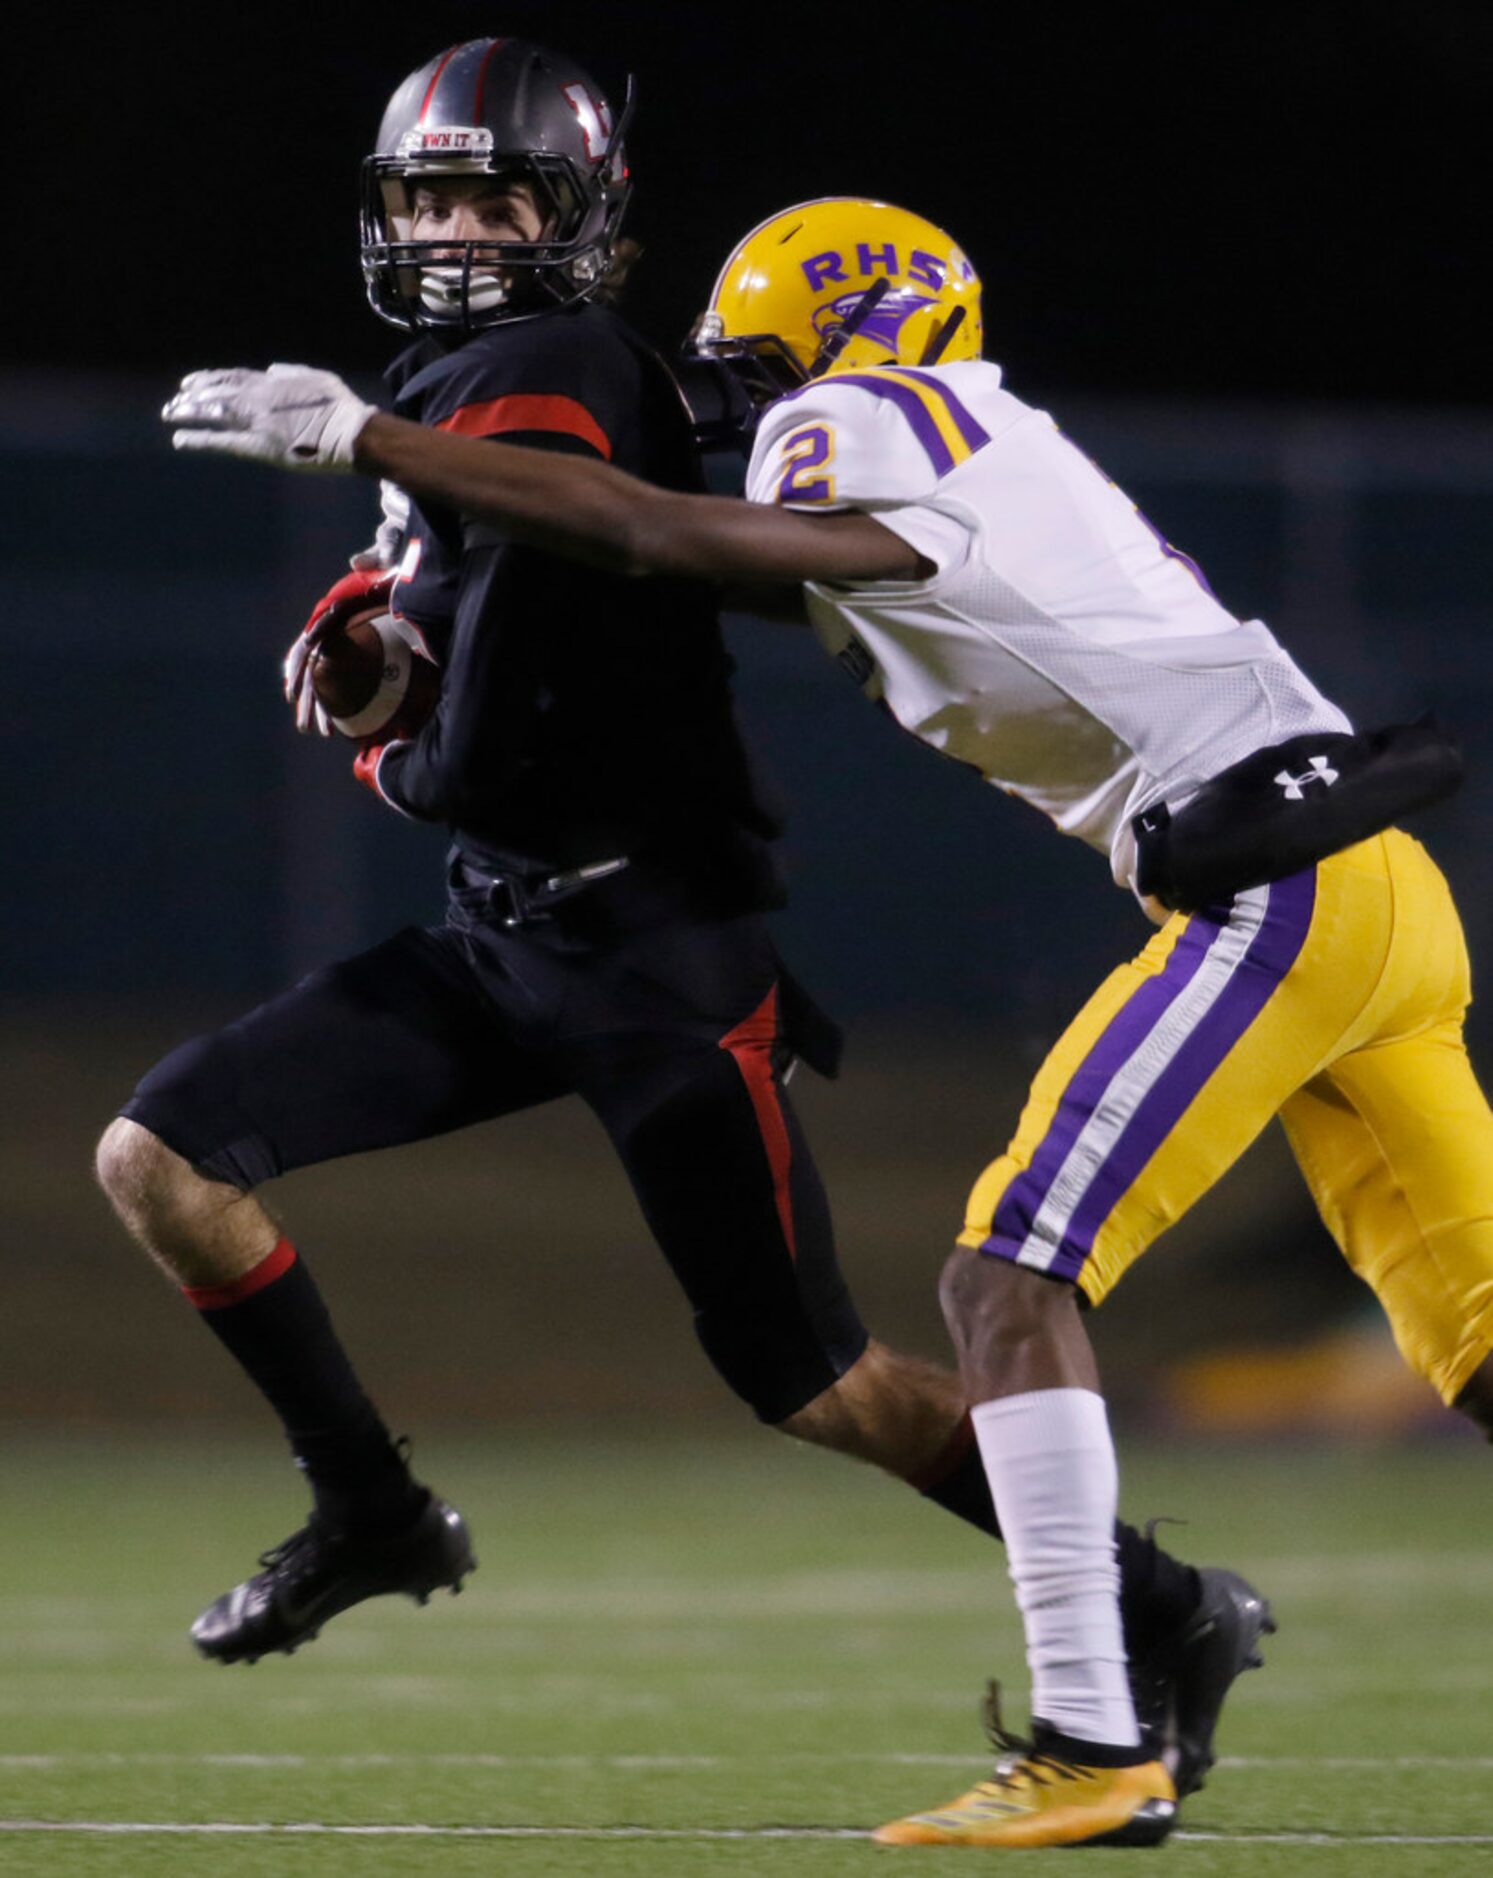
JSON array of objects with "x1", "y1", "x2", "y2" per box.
[
  {"x1": 807, "y1": 277, "x2": 892, "y2": 378},
  {"x1": 919, "y1": 304, "x2": 967, "y2": 366},
  {"x1": 603, "y1": 73, "x2": 637, "y2": 183}
]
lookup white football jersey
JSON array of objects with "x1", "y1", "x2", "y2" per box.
[{"x1": 745, "y1": 361, "x2": 1350, "y2": 891}]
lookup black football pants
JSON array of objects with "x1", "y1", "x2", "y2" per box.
[{"x1": 123, "y1": 904, "x2": 868, "y2": 1421}]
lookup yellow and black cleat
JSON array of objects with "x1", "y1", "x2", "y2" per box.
[{"x1": 873, "y1": 1685, "x2": 1177, "y2": 1849}]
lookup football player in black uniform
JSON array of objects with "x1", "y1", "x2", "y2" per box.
[{"x1": 122, "y1": 38, "x2": 1235, "y2": 1783}]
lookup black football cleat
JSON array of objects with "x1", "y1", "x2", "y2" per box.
[
  {"x1": 1129, "y1": 1566, "x2": 1276, "y2": 1799},
  {"x1": 191, "y1": 1494, "x2": 475, "y2": 1665}
]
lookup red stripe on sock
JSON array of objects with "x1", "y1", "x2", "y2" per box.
[
  {"x1": 184, "y1": 1239, "x2": 297, "y2": 1311},
  {"x1": 906, "y1": 1411, "x2": 978, "y2": 1492},
  {"x1": 719, "y1": 986, "x2": 797, "y2": 1261}
]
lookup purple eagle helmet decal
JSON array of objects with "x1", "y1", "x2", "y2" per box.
[{"x1": 811, "y1": 282, "x2": 943, "y2": 354}]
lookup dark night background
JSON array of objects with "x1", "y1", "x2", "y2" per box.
[
  {"x1": 15, "y1": 1, "x2": 1489, "y2": 404},
  {"x1": 3, "y1": 3, "x2": 1490, "y2": 1429}
]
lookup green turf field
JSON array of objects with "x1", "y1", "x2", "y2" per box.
[{"x1": 0, "y1": 1431, "x2": 1488, "y2": 1875}]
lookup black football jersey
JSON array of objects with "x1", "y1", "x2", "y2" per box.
[{"x1": 371, "y1": 304, "x2": 783, "y2": 898}]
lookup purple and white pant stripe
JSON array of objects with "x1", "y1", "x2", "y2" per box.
[{"x1": 983, "y1": 870, "x2": 1318, "y2": 1282}]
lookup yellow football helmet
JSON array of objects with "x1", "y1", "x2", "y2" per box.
[{"x1": 691, "y1": 198, "x2": 983, "y2": 394}]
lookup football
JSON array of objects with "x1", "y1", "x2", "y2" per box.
[{"x1": 311, "y1": 607, "x2": 440, "y2": 739}]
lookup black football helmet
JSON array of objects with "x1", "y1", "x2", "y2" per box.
[{"x1": 361, "y1": 38, "x2": 632, "y2": 334}]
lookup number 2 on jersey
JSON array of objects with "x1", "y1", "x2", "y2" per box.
[{"x1": 776, "y1": 425, "x2": 836, "y2": 504}]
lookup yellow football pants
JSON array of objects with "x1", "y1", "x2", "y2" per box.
[{"x1": 961, "y1": 830, "x2": 1493, "y2": 1404}]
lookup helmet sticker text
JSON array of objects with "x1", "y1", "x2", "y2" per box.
[
  {"x1": 801, "y1": 252, "x2": 849, "y2": 292},
  {"x1": 396, "y1": 127, "x2": 494, "y2": 158},
  {"x1": 802, "y1": 246, "x2": 954, "y2": 294},
  {"x1": 775, "y1": 425, "x2": 836, "y2": 505}
]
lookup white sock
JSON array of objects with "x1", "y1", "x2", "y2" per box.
[{"x1": 970, "y1": 1388, "x2": 1140, "y2": 1752}]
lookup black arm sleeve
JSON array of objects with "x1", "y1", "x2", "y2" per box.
[
  {"x1": 375, "y1": 432, "x2": 603, "y2": 826},
  {"x1": 373, "y1": 544, "x2": 508, "y2": 826}
]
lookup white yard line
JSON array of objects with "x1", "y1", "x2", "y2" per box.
[
  {"x1": 1177, "y1": 1835, "x2": 1493, "y2": 1849},
  {"x1": 5, "y1": 1823, "x2": 866, "y2": 1841},
  {"x1": 2, "y1": 1822, "x2": 1493, "y2": 1847},
  {"x1": 3, "y1": 1752, "x2": 1492, "y2": 1770},
  {"x1": 0, "y1": 1552, "x2": 1485, "y2": 1626}
]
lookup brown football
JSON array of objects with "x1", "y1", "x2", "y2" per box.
[{"x1": 311, "y1": 607, "x2": 440, "y2": 738}]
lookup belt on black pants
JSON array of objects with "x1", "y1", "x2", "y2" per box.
[
  {"x1": 447, "y1": 854, "x2": 632, "y2": 929},
  {"x1": 447, "y1": 831, "x2": 785, "y2": 940},
  {"x1": 445, "y1": 850, "x2": 843, "y2": 1077}
]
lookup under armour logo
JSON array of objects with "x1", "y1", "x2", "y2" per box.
[{"x1": 1274, "y1": 754, "x2": 1340, "y2": 800}]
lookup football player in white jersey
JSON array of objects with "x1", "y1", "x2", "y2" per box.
[{"x1": 165, "y1": 197, "x2": 1489, "y2": 1851}]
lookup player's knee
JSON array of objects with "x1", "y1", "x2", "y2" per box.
[
  {"x1": 94, "y1": 1116, "x2": 208, "y2": 1232},
  {"x1": 774, "y1": 1342, "x2": 881, "y2": 1454},
  {"x1": 95, "y1": 1115, "x2": 152, "y2": 1210},
  {"x1": 775, "y1": 1340, "x2": 968, "y2": 1474},
  {"x1": 938, "y1": 1243, "x2": 984, "y2": 1334},
  {"x1": 939, "y1": 1242, "x2": 1074, "y2": 1368},
  {"x1": 693, "y1": 1293, "x2": 868, "y2": 1428}
]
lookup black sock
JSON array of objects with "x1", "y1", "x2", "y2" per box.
[
  {"x1": 185, "y1": 1240, "x2": 424, "y2": 1534},
  {"x1": 1115, "y1": 1521, "x2": 1204, "y2": 1658},
  {"x1": 915, "y1": 1418, "x2": 1203, "y2": 1653},
  {"x1": 1030, "y1": 1720, "x2": 1151, "y2": 1769},
  {"x1": 915, "y1": 1416, "x2": 1001, "y2": 1529}
]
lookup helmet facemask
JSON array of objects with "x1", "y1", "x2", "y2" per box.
[
  {"x1": 687, "y1": 311, "x2": 809, "y2": 408},
  {"x1": 362, "y1": 146, "x2": 618, "y2": 335},
  {"x1": 685, "y1": 279, "x2": 898, "y2": 447}
]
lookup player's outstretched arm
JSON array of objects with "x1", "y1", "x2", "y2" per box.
[
  {"x1": 164, "y1": 364, "x2": 924, "y2": 589},
  {"x1": 354, "y1": 410, "x2": 925, "y2": 587}
]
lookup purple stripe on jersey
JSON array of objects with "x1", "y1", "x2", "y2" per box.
[
  {"x1": 1045, "y1": 868, "x2": 1318, "y2": 1282},
  {"x1": 989, "y1": 909, "x2": 1226, "y2": 1249},
  {"x1": 898, "y1": 369, "x2": 992, "y2": 451},
  {"x1": 779, "y1": 372, "x2": 956, "y2": 475}
]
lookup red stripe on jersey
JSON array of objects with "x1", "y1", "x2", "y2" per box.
[
  {"x1": 184, "y1": 1239, "x2": 297, "y2": 1311},
  {"x1": 435, "y1": 394, "x2": 613, "y2": 460},
  {"x1": 419, "y1": 45, "x2": 462, "y2": 123},
  {"x1": 471, "y1": 37, "x2": 506, "y2": 122},
  {"x1": 719, "y1": 986, "x2": 797, "y2": 1262}
]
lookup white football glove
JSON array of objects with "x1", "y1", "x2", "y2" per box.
[
  {"x1": 163, "y1": 363, "x2": 376, "y2": 471},
  {"x1": 286, "y1": 640, "x2": 329, "y2": 736},
  {"x1": 350, "y1": 479, "x2": 412, "y2": 572}
]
